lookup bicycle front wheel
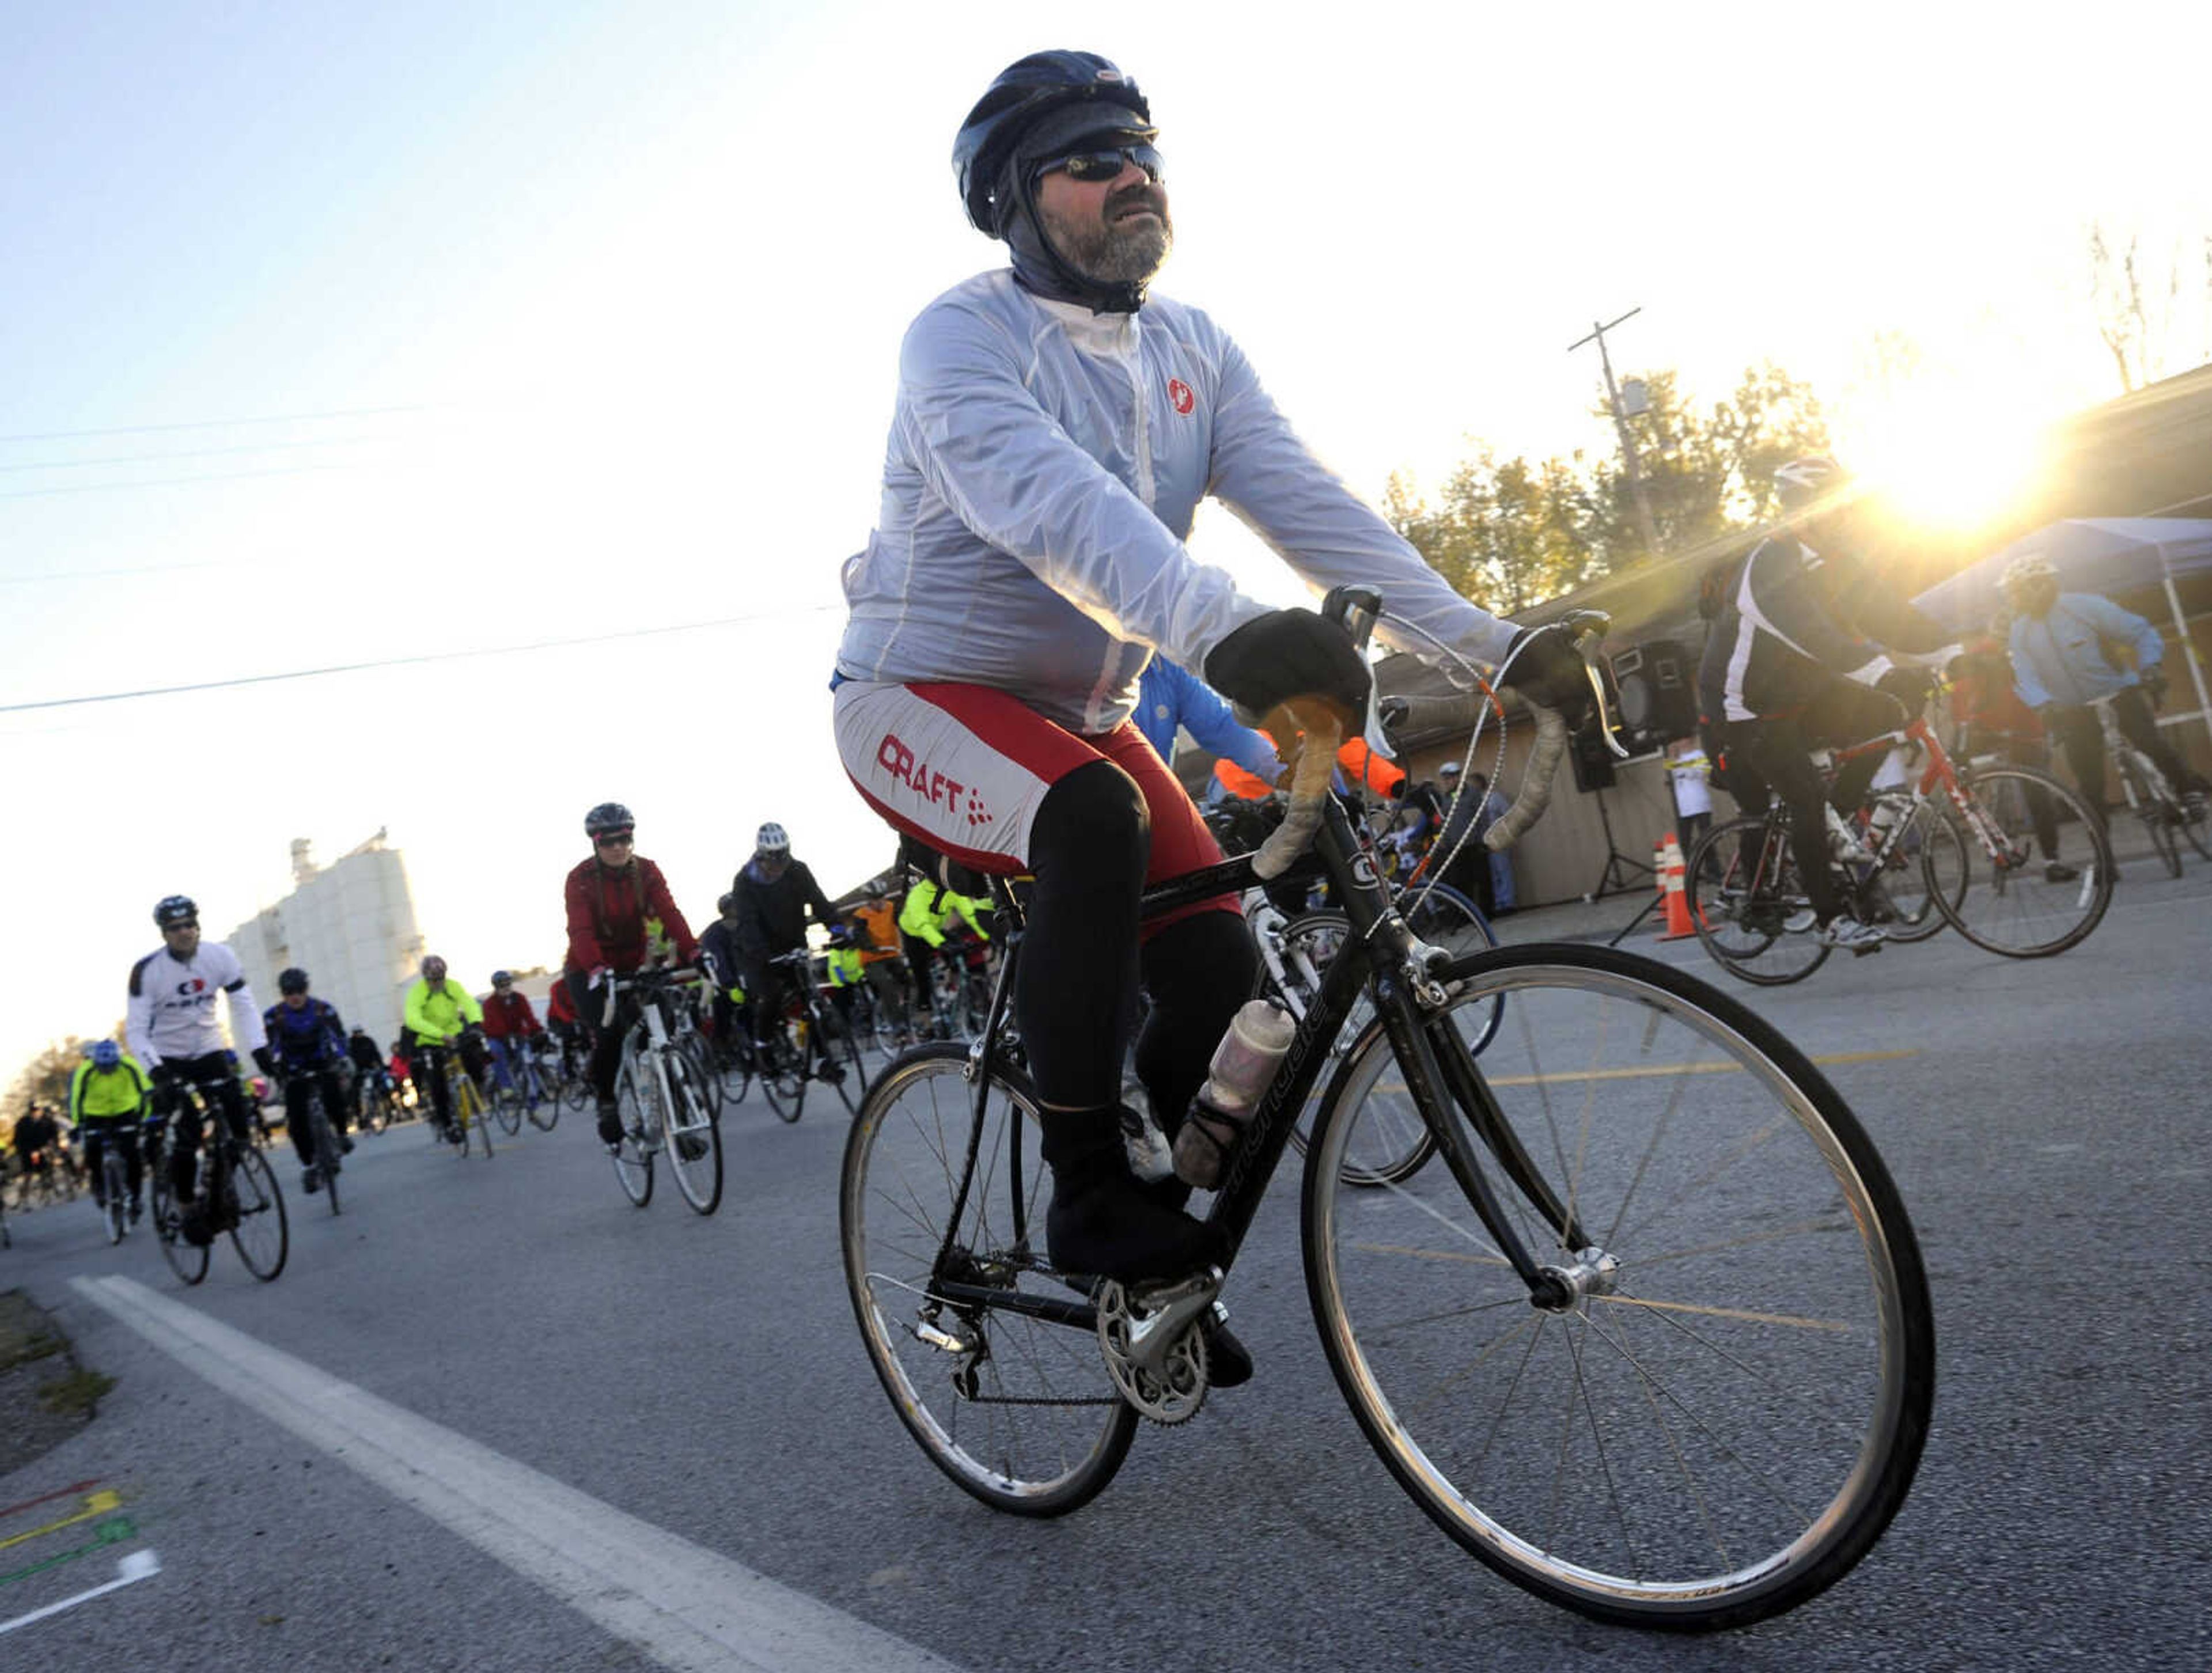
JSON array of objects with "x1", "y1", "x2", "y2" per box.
[
  {"x1": 662, "y1": 1050, "x2": 724, "y2": 1216},
  {"x1": 1274, "y1": 912, "x2": 1437, "y2": 1186},
  {"x1": 824, "y1": 1008, "x2": 868, "y2": 1117},
  {"x1": 842, "y1": 1045, "x2": 1136, "y2": 1518},
  {"x1": 1931, "y1": 767, "x2": 2114, "y2": 956},
  {"x1": 1683, "y1": 817, "x2": 1830, "y2": 985},
  {"x1": 151, "y1": 1159, "x2": 208, "y2": 1285},
  {"x1": 611, "y1": 1061, "x2": 656, "y2": 1207},
  {"x1": 314, "y1": 1108, "x2": 343, "y2": 1217},
  {"x1": 1304, "y1": 943, "x2": 1933, "y2": 1629},
  {"x1": 527, "y1": 1067, "x2": 562, "y2": 1130},
  {"x1": 761, "y1": 1023, "x2": 806, "y2": 1124},
  {"x1": 1868, "y1": 801, "x2": 1962, "y2": 944},
  {"x1": 226, "y1": 1145, "x2": 290, "y2": 1282}
]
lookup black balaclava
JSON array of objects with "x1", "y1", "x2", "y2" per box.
[{"x1": 998, "y1": 101, "x2": 1161, "y2": 315}]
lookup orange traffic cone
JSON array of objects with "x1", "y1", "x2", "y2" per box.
[{"x1": 1658, "y1": 833, "x2": 1700, "y2": 940}]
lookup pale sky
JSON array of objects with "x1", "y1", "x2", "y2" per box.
[{"x1": 6, "y1": 1, "x2": 2208, "y2": 1079}]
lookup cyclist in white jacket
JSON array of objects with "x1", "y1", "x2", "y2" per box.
[
  {"x1": 832, "y1": 52, "x2": 1592, "y2": 1315},
  {"x1": 127, "y1": 894, "x2": 271, "y2": 1209}
]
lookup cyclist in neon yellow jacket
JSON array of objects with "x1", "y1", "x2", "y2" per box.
[
  {"x1": 69, "y1": 1040, "x2": 151, "y2": 1223},
  {"x1": 402, "y1": 955, "x2": 487, "y2": 1144}
]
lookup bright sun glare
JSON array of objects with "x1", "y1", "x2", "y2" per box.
[{"x1": 1843, "y1": 388, "x2": 2052, "y2": 533}]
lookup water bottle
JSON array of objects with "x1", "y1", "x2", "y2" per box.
[{"x1": 1172, "y1": 999, "x2": 1296, "y2": 1189}]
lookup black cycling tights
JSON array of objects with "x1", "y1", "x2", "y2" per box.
[{"x1": 1017, "y1": 761, "x2": 1255, "y2": 1126}]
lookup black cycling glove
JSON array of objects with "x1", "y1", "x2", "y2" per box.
[
  {"x1": 1503, "y1": 622, "x2": 1600, "y2": 724},
  {"x1": 1204, "y1": 609, "x2": 1370, "y2": 723}
]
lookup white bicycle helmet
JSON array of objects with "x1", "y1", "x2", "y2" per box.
[
  {"x1": 1999, "y1": 552, "x2": 2058, "y2": 592},
  {"x1": 755, "y1": 822, "x2": 791, "y2": 856},
  {"x1": 1773, "y1": 454, "x2": 1849, "y2": 514}
]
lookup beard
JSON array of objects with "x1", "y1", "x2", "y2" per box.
[{"x1": 1038, "y1": 185, "x2": 1173, "y2": 286}]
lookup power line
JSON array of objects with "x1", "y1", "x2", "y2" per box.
[
  {"x1": 0, "y1": 606, "x2": 843, "y2": 715},
  {"x1": 0, "y1": 433, "x2": 392, "y2": 475},
  {"x1": 0, "y1": 462, "x2": 357, "y2": 502},
  {"x1": 0, "y1": 402, "x2": 434, "y2": 447}
]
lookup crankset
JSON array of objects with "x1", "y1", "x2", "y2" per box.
[{"x1": 1095, "y1": 1269, "x2": 1222, "y2": 1426}]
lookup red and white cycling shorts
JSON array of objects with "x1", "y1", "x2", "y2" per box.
[{"x1": 832, "y1": 680, "x2": 1238, "y2": 935}]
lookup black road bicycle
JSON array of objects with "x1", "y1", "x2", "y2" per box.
[
  {"x1": 840, "y1": 591, "x2": 1934, "y2": 1631},
  {"x1": 284, "y1": 1073, "x2": 347, "y2": 1216},
  {"x1": 757, "y1": 950, "x2": 867, "y2": 1124},
  {"x1": 149, "y1": 1073, "x2": 289, "y2": 1285}
]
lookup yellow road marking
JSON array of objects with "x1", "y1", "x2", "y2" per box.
[
  {"x1": 1374, "y1": 1046, "x2": 1920, "y2": 1092},
  {"x1": 0, "y1": 1491, "x2": 123, "y2": 1554}
]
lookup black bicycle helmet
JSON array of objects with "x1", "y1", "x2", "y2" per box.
[
  {"x1": 584, "y1": 802, "x2": 635, "y2": 839},
  {"x1": 490, "y1": 969, "x2": 513, "y2": 988},
  {"x1": 278, "y1": 967, "x2": 310, "y2": 996},
  {"x1": 955, "y1": 51, "x2": 1152, "y2": 236},
  {"x1": 153, "y1": 894, "x2": 198, "y2": 927}
]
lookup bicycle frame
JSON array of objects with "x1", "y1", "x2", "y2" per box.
[
  {"x1": 1828, "y1": 713, "x2": 2025, "y2": 873},
  {"x1": 2090, "y1": 694, "x2": 2176, "y2": 813},
  {"x1": 930, "y1": 792, "x2": 1586, "y2": 1333}
]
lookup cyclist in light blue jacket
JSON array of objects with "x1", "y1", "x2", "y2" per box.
[{"x1": 2001, "y1": 552, "x2": 2206, "y2": 813}]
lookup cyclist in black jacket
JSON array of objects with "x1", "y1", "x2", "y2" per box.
[
  {"x1": 1697, "y1": 457, "x2": 1956, "y2": 950},
  {"x1": 729, "y1": 823, "x2": 844, "y2": 1063}
]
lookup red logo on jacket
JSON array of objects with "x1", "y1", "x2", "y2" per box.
[{"x1": 1168, "y1": 378, "x2": 1194, "y2": 415}]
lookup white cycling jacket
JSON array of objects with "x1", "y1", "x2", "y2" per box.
[
  {"x1": 126, "y1": 939, "x2": 266, "y2": 1067},
  {"x1": 837, "y1": 271, "x2": 1515, "y2": 734}
]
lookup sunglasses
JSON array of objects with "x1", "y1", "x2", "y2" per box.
[
  {"x1": 595, "y1": 832, "x2": 635, "y2": 849},
  {"x1": 1041, "y1": 145, "x2": 1164, "y2": 185}
]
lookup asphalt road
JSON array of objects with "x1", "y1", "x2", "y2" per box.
[{"x1": 4, "y1": 863, "x2": 2209, "y2": 1672}]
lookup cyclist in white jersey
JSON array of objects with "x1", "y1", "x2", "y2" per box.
[
  {"x1": 831, "y1": 52, "x2": 1594, "y2": 1310},
  {"x1": 126, "y1": 894, "x2": 271, "y2": 1207}
]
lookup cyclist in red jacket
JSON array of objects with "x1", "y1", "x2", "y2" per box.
[
  {"x1": 562, "y1": 802, "x2": 699, "y2": 1146},
  {"x1": 480, "y1": 971, "x2": 546, "y2": 1096}
]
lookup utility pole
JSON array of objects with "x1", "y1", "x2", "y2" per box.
[{"x1": 1570, "y1": 307, "x2": 1663, "y2": 559}]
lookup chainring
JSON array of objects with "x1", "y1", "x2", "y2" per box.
[{"x1": 1095, "y1": 1278, "x2": 1211, "y2": 1425}]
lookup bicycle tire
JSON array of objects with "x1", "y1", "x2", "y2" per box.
[
  {"x1": 611, "y1": 1060, "x2": 656, "y2": 1207},
  {"x1": 527, "y1": 1061, "x2": 562, "y2": 1130},
  {"x1": 101, "y1": 1148, "x2": 128, "y2": 1244},
  {"x1": 2177, "y1": 794, "x2": 2212, "y2": 863},
  {"x1": 842, "y1": 1044, "x2": 1137, "y2": 1517},
  {"x1": 681, "y1": 1035, "x2": 725, "y2": 1121},
  {"x1": 312, "y1": 1101, "x2": 343, "y2": 1217},
  {"x1": 1930, "y1": 765, "x2": 2115, "y2": 957},
  {"x1": 1304, "y1": 942, "x2": 1934, "y2": 1630},
  {"x1": 2139, "y1": 800, "x2": 2183, "y2": 878},
  {"x1": 1683, "y1": 817, "x2": 1830, "y2": 986},
  {"x1": 460, "y1": 1075, "x2": 494, "y2": 1157},
  {"x1": 823, "y1": 1008, "x2": 868, "y2": 1117},
  {"x1": 226, "y1": 1144, "x2": 289, "y2": 1282},
  {"x1": 662, "y1": 1050, "x2": 724, "y2": 1215},
  {"x1": 150, "y1": 1158, "x2": 208, "y2": 1285},
  {"x1": 761, "y1": 1023, "x2": 806, "y2": 1124},
  {"x1": 491, "y1": 1076, "x2": 524, "y2": 1135}
]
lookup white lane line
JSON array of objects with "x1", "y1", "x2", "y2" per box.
[
  {"x1": 0, "y1": 1550, "x2": 162, "y2": 1637},
  {"x1": 72, "y1": 1275, "x2": 963, "y2": 1673}
]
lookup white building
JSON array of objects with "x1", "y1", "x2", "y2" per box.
[{"x1": 229, "y1": 833, "x2": 425, "y2": 1049}]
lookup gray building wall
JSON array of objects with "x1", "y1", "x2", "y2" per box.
[{"x1": 229, "y1": 835, "x2": 426, "y2": 1049}]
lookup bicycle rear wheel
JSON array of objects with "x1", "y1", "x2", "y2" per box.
[
  {"x1": 1305, "y1": 943, "x2": 1933, "y2": 1629},
  {"x1": 842, "y1": 1045, "x2": 1137, "y2": 1517},
  {"x1": 2178, "y1": 792, "x2": 2212, "y2": 862},
  {"x1": 101, "y1": 1150, "x2": 127, "y2": 1244},
  {"x1": 226, "y1": 1145, "x2": 290, "y2": 1282},
  {"x1": 662, "y1": 1050, "x2": 724, "y2": 1216},
  {"x1": 1684, "y1": 817, "x2": 1830, "y2": 985},
  {"x1": 1930, "y1": 766, "x2": 2114, "y2": 956}
]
